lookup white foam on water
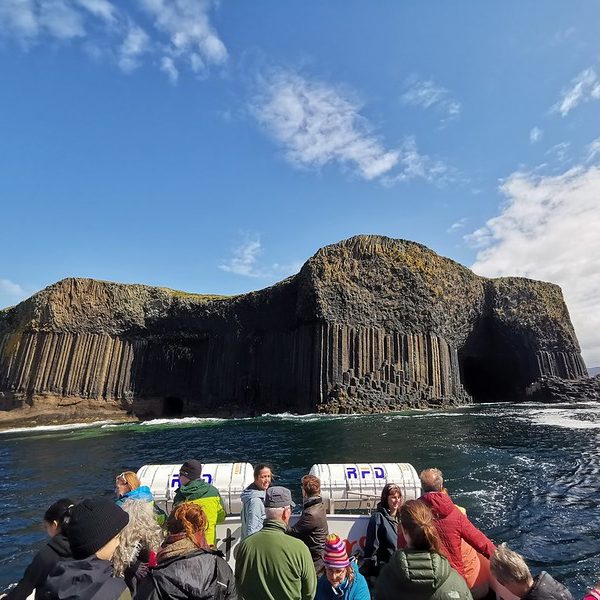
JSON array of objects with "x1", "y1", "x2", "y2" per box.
[
  {"x1": 529, "y1": 412, "x2": 600, "y2": 430},
  {"x1": 136, "y1": 416, "x2": 227, "y2": 427},
  {"x1": 0, "y1": 420, "x2": 123, "y2": 435}
]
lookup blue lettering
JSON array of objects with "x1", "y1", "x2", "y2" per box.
[
  {"x1": 360, "y1": 469, "x2": 371, "y2": 479},
  {"x1": 202, "y1": 473, "x2": 213, "y2": 484},
  {"x1": 374, "y1": 467, "x2": 385, "y2": 479},
  {"x1": 171, "y1": 474, "x2": 180, "y2": 488},
  {"x1": 346, "y1": 467, "x2": 358, "y2": 479}
]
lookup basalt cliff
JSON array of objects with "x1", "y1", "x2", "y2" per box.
[{"x1": 0, "y1": 236, "x2": 588, "y2": 428}]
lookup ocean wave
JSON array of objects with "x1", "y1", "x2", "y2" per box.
[
  {"x1": 0, "y1": 420, "x2": 123, "y2": 435},
  {"x1": 136, "y1": 416, "x2": 227, "y2": 427}
]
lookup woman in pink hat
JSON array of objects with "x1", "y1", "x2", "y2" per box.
[{"x1": 315, "y1": 534, "x2": 370, "y2": 599}]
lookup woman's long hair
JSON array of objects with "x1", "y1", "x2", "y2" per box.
[
  {"x1": 112, "y1": 499, "x2": 165, "y2": 577},
  {"x1": 400, "y1": 500, "x2": 443, "y2": 555},
  {"x1": 167, "y1": 502, "x2": 208, "y2": 548}
]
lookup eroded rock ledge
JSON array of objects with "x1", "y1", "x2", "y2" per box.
[{"x1": 0, "y1": 236, "x2": 588, "y2": 427}]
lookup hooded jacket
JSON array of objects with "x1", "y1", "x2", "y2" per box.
[
  {"x1": 288, "y1": 495, "x2": 328, "y2": 572},
  {"x1": 5, "y1": 533, "x2": 72, "y2": 600},
  {"x1": 39, "y1": 556, "x2": 130, "y2": 600},
  {"x1": 374, "y1": 549, "x2": 473, "y2": 600},
  {"x1": 173, "y1": 479, "x2": 226, "y2": 547},
  {"x1": 523, "y1": 572, "x2": 574, "y2": 600},
  {"x1": 135, "y1": 549, "x2": 237, "y2": 600},
  {"x1": 116, "y1": 486, "x2": 166, "y2": 526},
  {"x1": 361, "y1": 504, "x2": 399, "y2": 576},
  {"x1": 420, "y1": 492, "x2": 495, "y2": 578},
  {"x1": 240, "y1": 485, "x2": 265, "y2": 539}
]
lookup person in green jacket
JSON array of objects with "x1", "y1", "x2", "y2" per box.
[
  {"x1": 235, "y1": 486, "x2": 317, "y2": 600},
  {"x1": 172, "y1": 459, "x2": 226, "y2": 548},
  {"x1": 375, "y1": 499, "x2": 473, "y2": 600}
]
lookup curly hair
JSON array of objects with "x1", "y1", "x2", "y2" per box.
[
  {"x1": 167, "y1": 502, "x2": 208, "y2": 546},
  {"x1": 400, "y1": 499, "x2": 444, "y2": 555},
  {"x1": 112, "y1": 499, "x2": 165, "y2": 577}
]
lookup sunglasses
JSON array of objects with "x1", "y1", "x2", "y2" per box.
[{"x1": 116, "y1": 473, "x2": 128, "y2": 483}]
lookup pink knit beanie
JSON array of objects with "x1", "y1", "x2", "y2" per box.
[{"x1": 323, "y1": 534, "x2": 350, "y2": 568}]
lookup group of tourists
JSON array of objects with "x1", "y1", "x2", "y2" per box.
[{"x1": 2, "y1": 462, "x2": 596, "y2": 600}]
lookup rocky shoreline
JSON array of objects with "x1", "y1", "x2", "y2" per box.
[{"x1": 525, "y1": 375, "x2": 600, "y2": 403}]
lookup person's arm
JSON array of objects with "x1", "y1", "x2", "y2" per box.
[
  {"x1": 245, "y1": 497, "x2": 264, "y2": 536},
  {"x1": 216, "y1": 493, "x2": 226, "y2": 524},
  {"x1": 300, "y1": 547, "x2": 317, "y2": 600},
  {"x1": 288, "y1": 509, "x2": 314, "y2": 537},
  {"x1": 459, "y1": 512, "x2": 496, "y2": 558},
  {"x1": 362, "y1": 513, "x2": 381, "y2": 562},
  {"x1": 6, "y1": 552, "x2": 47, "y2": 600}
]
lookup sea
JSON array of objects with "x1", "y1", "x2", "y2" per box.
[{"x1": 1, "y1": 402, "x2": 599, "y2": 595}]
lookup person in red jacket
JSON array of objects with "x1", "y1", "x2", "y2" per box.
[{"x1": 419, "y1": 467, "x2": 496, "y2": 579}]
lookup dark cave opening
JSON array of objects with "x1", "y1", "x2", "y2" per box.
[
  {"x1": 162, "y1": 396, "x2": 184, "y2": 417},
  {"x1": 459, "y1": 317, "x2": 528, "y2": 402}
]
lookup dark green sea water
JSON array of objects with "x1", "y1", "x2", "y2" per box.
[{"x1": 1, "y1": 403, "x2": 599, "y2": 594}]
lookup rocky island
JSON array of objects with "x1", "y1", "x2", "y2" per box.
[{"x1": 0, "y1": 236, "x2": 590, "y2": 429}]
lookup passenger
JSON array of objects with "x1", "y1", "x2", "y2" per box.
[
  {"x1": 4, "y1": 498, "x2": 74, "y2": 600},
  {"x1": 135, "y1": 502, "x2": 237, "y2": 599},
  {"x1": 111, "y1": 499, "x2": 164, "y2": 595},
  {"x1": 115, "y1": 471, "x2": 166, "y2": 526},
  {"x1": 235, "y1": 486, "x2": 316, "y2": 600},
  {"x1": 172, "y1": 459, "x2": 226, "y2": 547},
  {"x1": 584, "y1": 584, "x2": 600, "y2": 600},
  {"x1": 420, "y1": 467, "x2": 496, "y2": 580},
  {"x1": 360, "y1": 483, "x2": 404, "y2": 580},
  {"x1": 374, "y1": 499, "x2": 472, "y2": 600},
  {"x1": 420, "y1": 468, "x2": 488, "y2": 597},
  {"x1": 490, "y1": 543, "x2": 573, "y2": 600},
  {"x1": 39, "y1": 498, "x2": 130, "y2": 600},
  {"x1": 315, "y1": 534, "x2": 370, "y2": 600},
  {"x1": 287, "y1": 474, "x2": 329, "y2": 574},
  {"x1": 240, "y1": 463, "x2": 272, "y2": 539}
]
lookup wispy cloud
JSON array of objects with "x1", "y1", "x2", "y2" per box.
[
  {"x1": 447, "y1": 218, "x2": 467, "y2": 233},
  {"x1": 587, "y1": 137, "x2": 600, "y2": 163},
  {"x1": 552, "y1": 67, "x2": 600, "y2": 117},
  {"x1": 468, "y1": 164, "x2": 600, "y2": 365},
  {"x1": 400, "y1": 77, "x2": 461, "y2": 125},
  {"x1": 219, "y1": 233, "x2": 301, "y2": 279},
  {"x1": 529, "y1": 127, "x2": 543, "y2": 144},
  {"x1": 251, "y1": 68, "x2": 451, "y2": 184},
  {"x1": 0, "y1": 278, "x2": 28, "y2": 308},
  {"x1": 545, "y1": 141, "x2": 571, "y2": 164},
  {"x1": 0, "y1": 0, "x2": 227, "y2": 80}
]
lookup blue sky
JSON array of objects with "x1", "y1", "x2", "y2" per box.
[{"x1": 1, "y1": 1, "x2": 600, "y2": 365}]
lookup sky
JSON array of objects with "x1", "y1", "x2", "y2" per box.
[{"x1": 1, "y1": 1, "x2": 599, "y2": 366}]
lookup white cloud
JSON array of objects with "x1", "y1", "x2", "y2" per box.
[
  {"x1": 219, "y1": 233, "x2": 301, "y2": 279},
  {"x1": 118, "y1": 24, "x2": 149, "y2": 73},
  {"x1": 138, "y1": 0, "x2": 227, "y2": 78},
  {"x1": 552, "y1": 67, "x2": 600, "y2": 117},
  {"x1": 0, "y1": 278, "x2": 28, "y2": 308},
  {"x1": 529, "y1": 127, "x2": 543, "y2": 144},
  {"x1": 400, "y1": 78, "x2": 461, "y2": 124},
  {"x1": 0, "y1": 0, "x2": 226, "y2": 81},
  {"x1": 447, "y1": 218, "x2": 467, "y2": 233},
  {"x1": 545, "y1": 141, "x2": 571, "y2": 164},
  {"x1": 587, "y1": 137, "x2": 600, "y2": 162},
  {"x1": 251, "y1": 69, "x2": 450, "y2": 184},
  {"x1": 468, "y1": 165, "x2": 600, "y2": 365}
]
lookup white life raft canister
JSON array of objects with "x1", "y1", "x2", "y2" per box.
[
  {"x1": 137, "y1": 463, "x2": 254, "y2": 515},
  {"x1": 310, "y1": 463, "x2": 421, "y2": 511}
]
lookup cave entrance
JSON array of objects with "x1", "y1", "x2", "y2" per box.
[
  {"x1": 162, "y1": 396, "x2": 184, "y2": 417},
  {"x1": 459, "y1": 317, "x2": 527, "y2": 402}
]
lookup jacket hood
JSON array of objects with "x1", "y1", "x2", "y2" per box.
[
  {"x1": 47, "y1": 532, "x2": 72, "y2": 558},
  {"x1": 118, "y1": 485, "x2": 154, "y2": 504},
  {"x1": 241, "y1": 486, "x2": 265, "y2": 505},
  {"x1": 42, "y1": 556, "x2": 127, "y2": 600},
  {"x1": 177, "y1": 478, "x2": 211, "y2": 500},
  {"x1": 421, "y1": 491, "x2": 456, "y2": 519},
  {"x1": 389, "y1": 550, "x2": 451, "y2": 592}
]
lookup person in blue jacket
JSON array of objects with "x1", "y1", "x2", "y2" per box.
[
  {"x1": 240, "y1": 463, "x2": 272, "y2": 538},
  {"x1": 316, "y1": 534, "x2": 370, "y2": 600},
  {"x1": 114, "y1": 471, "x2": 166, "y2": 525}
]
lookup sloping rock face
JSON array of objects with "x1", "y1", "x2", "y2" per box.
[{"x1": 0, "y1": 236, "x2": 587, "y2": 425}]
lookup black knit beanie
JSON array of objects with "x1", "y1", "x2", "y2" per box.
[
  {"x1": 66, "y1": 498, "x2": 129, "y2": 559},
  {"x1": 180, "y1": 459, "x2": 203, "y2": 481}
]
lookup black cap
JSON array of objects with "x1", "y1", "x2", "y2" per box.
[
  {"x1": 264, "y1": 486, "x2": 295, "y2": 508},
  {"x1": 66, "y1": 498, "x2": 129, "y2": 559},
  {"x1": 180, "y1": 460, "x2": 203, "y2": 481}
]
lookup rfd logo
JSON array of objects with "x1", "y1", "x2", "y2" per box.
[
  {"x1": 346, "y1": 466, "x2": 385, "y2": 479},
  {"x1": 171, "y1": 473, "x2": 213, "y2": 487}
]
